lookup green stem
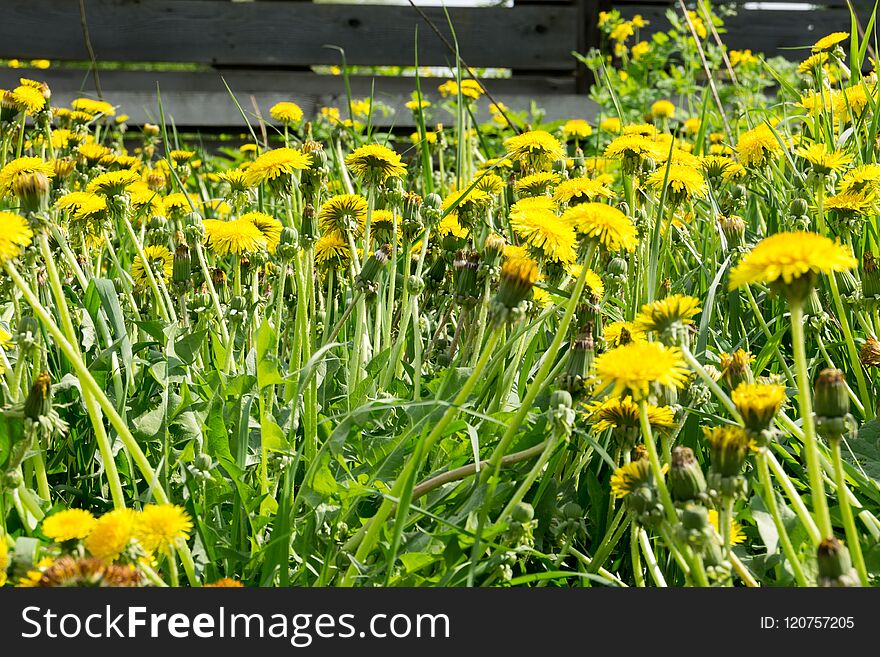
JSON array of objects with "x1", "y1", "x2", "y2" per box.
[
  {"x1": 827, "y1": 274, "x2": 873, "y2": 419},
  {"x1": 789, "y1": 301, "x2": 833, "y2": 539},
  {"x1": 757, "y1": 452, "x2": 809, "y2": 586},
  {"x1": 830, "y1": 439, "x2": 869, "y2": 586}
]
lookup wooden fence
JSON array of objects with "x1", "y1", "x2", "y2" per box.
[{"x1": 0, "y1": 0, "x2": 874, "y2": 129}]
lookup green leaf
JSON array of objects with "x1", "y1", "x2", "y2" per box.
[
  {"x1": 205, "y1": 396, "x2": 235, "y2": 465},
  {"x1": 311, "y1": 459, "x2": 338, "y2": 496},
  {"x1": 261, "y1": 417, "x2": 287, "y2": 453},
  {"x1": 256, "y1": 320, "x2": 284, "y2": 390},
  {"x1": 850, "y1": 418, "x2": 880, "y2": 485},
  {"x1": 175, "y1": 330, "x2": 207, "y2": 366}
]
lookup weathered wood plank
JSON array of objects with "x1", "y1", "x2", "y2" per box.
[
  {"x1": 617, "y1": 5, "x2": 857, "y2": 57},
  {"x1": 0, "y1": 0, "x2": 579, "y2": 70},
  {"x1": 0, "y1": 68, "x2": 596, "y2": 127}
]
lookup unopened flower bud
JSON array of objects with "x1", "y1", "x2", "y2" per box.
[
  {"x1": 25, "y1": 372, "x2": 52, "y2": 422},
  {"x1": 357, "y1": 244, "x2": 392, "y2": 292},
  {"x1": 173, "y1": 245, "x2": 191, "y2": 284},
  {"x1": 720, "y1": 349, "x2": 754, "y2": 390},
  {"x1": 862, "y1": 251, "x2": 880, "y2": 300},
  {"x1": 12, "y1": 172, "x2": 50, "y2": 214},
  {"x1": 669, "y1": 446, "x2": 707, "y2": 504},
  {"x1": 817, "y1": 537, "x2": 860, "y2": 587}
]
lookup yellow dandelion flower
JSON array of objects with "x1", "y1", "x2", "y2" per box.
[
  {"x1": 245, "y1": 147, "x2": 312, "y2": 188},
  {"x1": 84, "y1": 509, "x2": 138, "y2": 562},
  {"x1": 593, "y1": 341, "x2": 690, "y2": 400},
  {"x1": 812, "y1": 31, "x2": 849, "y2": 53},
  {"x1": 437, "y1": 213, "x2": 469, "y2": 239},
  {"x1": 11, "y1": 85, "x2": 45, "y2": 114},
  {"x1": 514, "y1": 171, "x2": 561, "y2": 196},
  {"x1": 702, "y1": 155, "x2": 745, "y2": 181},
  {"x1": 610, "y1": 459, "x2": 656, "y2": 499},
  {"x1": 345, "y1": 143, "x2": 406, "y2": 186},
  {"x1": 135, "y1": 504, "x2": 192, "y2": 554},
  {"x1": 553, "y1": 177, "x2": 614, "y2": 205},
  {"x1": 437, "y1": 79, "x2": 483, "y2": 100},
  {"x1": 824, "y1": 192, "x2": 874, "y2": 216},
  {"x1": 703, "y1": 425, "x2": 754, "y2": 475},
  {"x1": 405, "y1": 98, "x2": 431, "y2": 111},
  {"x1": 204, "y1": 578, "x2": 245, "y2": 587},
  {"x1": 0, "y1": 157, "x2": 54, "y2": 196},
  {"x1": 509, "y1": 201, "x2": 576, "y2": 264},
  {"x1": 651, "y1": 100, "x2": 675, "y2": 119},
  {"x1": 204, "y1": 218, "x2": 268, "y2": 256},
  {"x1": 732, "y1": 382, "x2": 787, "y2": 433},
  {"x1": 86, "y1": 169, "x2": 140, "y2": 197},
  {"x1": 798, "y1": 52, "x2": 829, "y2": 74},
  {"x1": 631, "y1": 41, "x2": 651, "y2": 60},
  {"x1": 707, "y1": 509, "x2": 745, "y2": 544},
  {"x1": 839, "y1": 164, "x2": 880, "y2": 195},
  {"x1": 604, "y1": 134, "x2": 662, "y2": 166},
  {"x1": 410, "y1": 130, "x2": 437, "y2": 145},
  {"x1": 472, "y1": 172, "x2": 505, "y2": 196},
  {"x1": 635, "y1": 294, "x2": 702, "y2": 334},
  {"x1": 270, "y1": 101, "x2": 303, "y2": 125},
  {"x1": 683, "y1": 118, "x2": 701, "y2": 134},
  {"x1": 736, "y1": 124, "x2": 783, "y2": 167},
  {"x1": 609, "y1": 21, "x2": 634, "y2": 42},
  {"x1": 42, "y1": 509, "x2": 96, "y2": 542},
  {"x1": 729, "y1": 231, "x2": 857, "y2": 292},
  {"x1": 0, "y1": 211, "x2": 34, "y2": 262},
  {"x1": 600, "y1": 117, "x2": 622, "y2": 133},
  {"x1": 603, "y1": 321, "x2": 646, "y2": 348},
  {"x1": 562, "y1": 203, "x2": 638, "y2": 252},
  {"x1": 796, "y1": 143, "x2": 853, "y2": 175},
  {"x1": 504, "y1": 130, "x2": 565, "y2": 171},
  {"x1": 77, "y1": 142, "x2": 113, "y2": 164},
  {"x1": 562, "y1": 119, "x2": 592, "y2": 139},
  {"x1": 318, "y1": 194, "x2": 368, "y2": 235},
  {"x1": 162, "y1": 192, "x2": 192, "y2": 216},
  {"x1": 242, "y1": 211, "x2": 283, "y2": 252},
  {"x1": 645, "y1": 164, "x2": 707, "y2": 202},
  {"x1": 130, "y1": 245, "x2": 173, "y2": 287},
  {"x1": 584, "y1": 396, "x2": 675, "y2": 433},
  {"x1": 729, "y1": 49, "x2": 758, "y2": 67},
  {"x1": 314, "y1": 231, "x2": 350, "y2": 269}
]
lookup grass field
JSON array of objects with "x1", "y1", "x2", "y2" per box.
[{"x1": 0, "y1": 6, "x2": 879, "y2": 587}]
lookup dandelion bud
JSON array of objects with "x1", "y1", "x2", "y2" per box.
[
  {"x1": 814, "y1": 368, "x2": 849, "y2": 419},
  {"x1": 669, "y1": 446, "x2": 707, "y2": 504},
  {"x1": 483, "y1": 233, "x2": 506, "y2": 267},
  {"x1": 677, "y1": 502, "x2": 713, "y2": 549},
  {"x1": 789, "y1": 197, "x2": 809, "y2": 217},
  {"x1": 357, "y1": 244, "x2": 392, "y2": 292},
  {"x1": 426, "y1": 256, "x2": 446, "y2": 285},
  {"x1": 834, "y1": 269, "x2": 859, "y2": 301},
  {"x1": 862, "y1": 251, "x2": 880, "y2": 300},
  {"x1": 52, "y1": 158, "x2": 76, "y2": 181},
  {"x1": 172, "y1": 245, "x2": 191, "y2": 285},
  {"x1": 12, "y1": 172, "x2": 50, "y2": 214},
  {"x1": 494, "y1": 257, "x2": 538, "y2": 311},
  {"x1": 704, "y1": 426, "x2": 751, "y2": 498},
  {"x1": 608, "y1": 256, "x2": 628, "y2": 278},
  {"x1": 510, "y1": 502, "x2": 534, "y2": 524},
  {"x1": 859, "y1": 336, "x2": 880, "y2": 368},
  {"x1": 406, "y1": 275, "x2": 425, "y2": 295},
  {"x1": 182, "y1": 211, "x2": 205, "y2": 244},
  {"x1": 719, "y1": 349, "x2": 754, "y2": 390},
  {"x1": 146, "y1": 171, "x2": 166, "y2": 191},
  {"x1": 817, "y1": 537, "x2": 860, "y2": 587},
  {"x1": 24, "y1": 372, "x2": 52, "y2": 422},
  {"x1": 143, "y1": 123, "x2": 160, "y2": 137},
  {"x1": 453, "y1": 249, "x2": 481, "y2": 306},
  {"x1": 149, "y1": 214, "x2": 167, "y2": 232},
  {"x1": 814, "y1": 368, "x2": 855, "y2": 441},
  {"x1": 558, "y1": 331, "x2": 594, "y2": 397},
  {"x1": 718, "y1": 214, "x2": 745, "y2": 249},
  {"x1": 612, "y1": 459, "x2": 665, "y2": 527},
  {"x1": 423, "y1": 193, "x2": 442, "y2": 211}
]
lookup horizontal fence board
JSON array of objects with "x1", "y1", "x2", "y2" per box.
[
  {"x1": 0, "y1": 68, "x2": 596, "y2": 128},
  {"x1": 1, "y1": 0, "x2": 578, "y2": 70},
  {"x1": 618, "y1": 5, "x2": 858, "y2": 57}
]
